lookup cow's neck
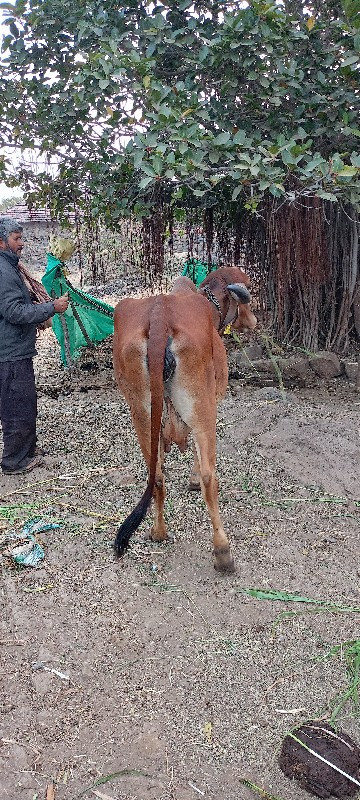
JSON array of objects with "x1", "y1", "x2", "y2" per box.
[{"x1": 202, "y1": 285, "x2": 238, "y2": 333}]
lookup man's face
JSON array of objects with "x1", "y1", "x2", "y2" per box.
[{"x1": 0, "y1": 230, "x2": 24, "y2": 256}]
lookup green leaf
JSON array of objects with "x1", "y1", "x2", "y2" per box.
[
  {"x1": 139, "y1": 176, "x2": 154, "y2": 189},
  {"x1": 152, "y1": 14, "x2": 165, "y2": 29},
  {"x1": 214, "y1": 131, "x2": 231, "y2": 145},
  {"x1": 133, "y1": 152, "x2": 143, "y2": 169},
  {"x1": 1, "y1": 34, "x2": 12, "y2": 51},
  {"x1": 316, "y1": 190, "x2": 338, "y2": 201},
  {"x1": 336, "y1": 166, "x2": 358, "y2": 176},
  {"x1": 144, "y1": 133, "x2": 158, "y2": 148},
  {"x1": 140, "y1": 164, "x2": 156, "y2": 177},
  {"x1": 281, "y1": 150, "x2": 296, "y2": 166},
  {"x1": 304, "y1": 156, "x2": 327, "y2": 171},
  {"x1": 158, "y1": 105, "x2": 171, "y2": 119},
  {"x1": 233, "y1": 153, "x2": 251, "y2": 164},
  {"x1": 146, "y1": 42, "x2": 156, "y2": 57},
  {"x1": 269, "y1": 185, "x2": 284, "y2": 197},
  {"x1": 232, "y1": 185, "x2": 242, "y2": 201},
  {"x1": 9, "y1": 20, "x2": 19, "y2": 37},
  {"x1": 191, "y1": 152, "x2": 204, "y2": 166},
  {"x1": 233, "y1": 129, "x2": 247, "y2": 145},
  {"x1": 199, "y1": 46, "x2": 209, "y2": 62},
  {"x1": 342, "y1": 53, "x2": 359, "y2": 67},
  {"x1": 151, "y1": 155, "x2": 163, "y2": 174}
]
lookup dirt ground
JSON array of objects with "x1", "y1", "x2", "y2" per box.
[{"x1": 1, "y1": 325, "x2": 360, "y2": 800}]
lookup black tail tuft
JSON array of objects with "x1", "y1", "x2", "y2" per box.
[{"x1": 114, "y1": 486, "x2": 152, "y2": 556}]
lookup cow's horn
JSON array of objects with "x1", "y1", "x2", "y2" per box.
[{"x1": 227, "y1": 283, "x2": 251, "y2": 304}]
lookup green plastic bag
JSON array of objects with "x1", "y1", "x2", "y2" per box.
[
  {"x1": 181, "y1": 258, "x2": 217, "y2": 287},
  {"x1": 42, "y1": 254, "x2": 114, "y2": 366}
]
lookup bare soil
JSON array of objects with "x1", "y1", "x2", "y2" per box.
[{"x1": 1, "y1": 328, "x2": 360, "y2": 800}]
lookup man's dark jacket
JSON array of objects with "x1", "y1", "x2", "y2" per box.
[{"x1": 0, "y1": 250, "x2": 55, "y2": 362}]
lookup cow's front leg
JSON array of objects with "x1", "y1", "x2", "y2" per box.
[
  {"x1": 150, "y1": 439, "x2": 168, "y2": 542},
  {"x1": 194, "y1": 431, "x2": 235, "y2": 573},
  {"x1": 205, "y1": 476, "x2": 235, "y2": 573}
]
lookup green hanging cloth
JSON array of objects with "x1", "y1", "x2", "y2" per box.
[
  {"x1": 181, "y1": 258, "x2": 217, "y2": 287},
  {"x1": 41, "y1": 254, "x2": 114, "y2": 367}
]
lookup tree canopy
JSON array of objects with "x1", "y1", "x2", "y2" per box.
[{"x1": 0, "y1": 0, "x2": 359, "y2": 223}]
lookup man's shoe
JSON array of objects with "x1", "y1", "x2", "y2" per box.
[{"x1": 2, "y1": 455, "x2": 45, "y2": 476}]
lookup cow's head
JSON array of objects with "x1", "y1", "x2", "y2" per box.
[{"x1": 198, "y1": 266, "x2": 257, "y2": 334}]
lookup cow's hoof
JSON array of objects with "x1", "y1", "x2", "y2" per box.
[
  {"x1": 187, "y1": 480, "x2": 201, "y2": 493},
  {"x1": 213, "y1": 547, "x2": 235, "y2": 573},
  {"x1": 150, "y1": 526, "x2": 168, "y2": 543}
]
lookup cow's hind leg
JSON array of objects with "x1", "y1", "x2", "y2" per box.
[
  {"x1": 193, "y1": 430, "x2": 235, "y2": 573},
  {"x1": 127, "y1": 405, "x2": 168, "y2": 544},
  {"x1": 188, "y1": 443, "x2": 201, "y2": 492}
]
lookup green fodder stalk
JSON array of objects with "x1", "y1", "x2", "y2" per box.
[
  {"x1": 261, "y1": 333, "x2": 286, "y2": 396},
  {"x1": 240, "y1": 778, "x2": 286, "y2": 800},
  {"x1": 237, "y1": 586, "x2": 360, "y2": 611},
  {"x1": 231, "y1": 330, "x2": 262, "y2": 378},
  {"x1": 323, "y1": 639, "x2": 360, "y2": 723}
]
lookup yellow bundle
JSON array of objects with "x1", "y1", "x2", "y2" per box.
[{"x1": 48, "y1": 234, "x2": 76, "y2": 262}]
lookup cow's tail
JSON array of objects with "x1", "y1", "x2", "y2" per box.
[{"x1": 115, "y1": 297, "x2": 168, "y2": 556}]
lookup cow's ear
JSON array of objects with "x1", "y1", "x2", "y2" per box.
[{"x1": 226, "y1": 283, "x2": 251, "y2": 304}]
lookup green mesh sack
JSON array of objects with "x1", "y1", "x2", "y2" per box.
[
  {"x1": 181, "y1": 258, "x2": 217, "y2": 287},
  {"x1": 41, "y1": 254, "x2": 114, "y2": 367}
]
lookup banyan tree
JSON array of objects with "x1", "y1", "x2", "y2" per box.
[{"x1": 0, "y1": 0, "x2": 359, "y2": 352}]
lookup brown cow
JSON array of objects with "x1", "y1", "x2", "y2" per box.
[{"x1": 113, "y1": 267, "x2": 256, "y2": 571}]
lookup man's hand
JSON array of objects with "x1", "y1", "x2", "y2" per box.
[{"x1": 53, "y1": 293, "x2": 69, "y2": 314}]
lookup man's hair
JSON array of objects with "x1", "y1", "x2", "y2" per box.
[{"x1": 0, "y1": 217, "x2": 23, "y2": 242}]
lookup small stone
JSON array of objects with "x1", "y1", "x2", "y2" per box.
[
  {"x1": 309, "y1": 351, "x2": 343, "y2": 378},
  {"x1": 278, "y1": 356, "x2": 311, "y2": 382},
  {"x1": 235, "y1": 344, "x2": 264, "y2": 364},
  {"x1": 343, "y1": 361, "x2": 358, "y2": 382},
  {"x1": 253, "y1": 386, "x2": 290, "y2": 402},
  {"x1": 252, "y1": 358, "x2": 277, "y2": 374}
]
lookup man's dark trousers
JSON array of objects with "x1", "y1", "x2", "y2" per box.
[{"x1": 0, "y1": 358, "x2": 37, "y2": 472}]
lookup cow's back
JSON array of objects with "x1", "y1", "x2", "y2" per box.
[{"x1": 113, "y1": 291, "x2": 227, "y2": 406}]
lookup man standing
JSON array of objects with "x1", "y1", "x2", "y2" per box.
[{"x1": 0, "y1": 217, "x2": 69, "y2": 475}]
